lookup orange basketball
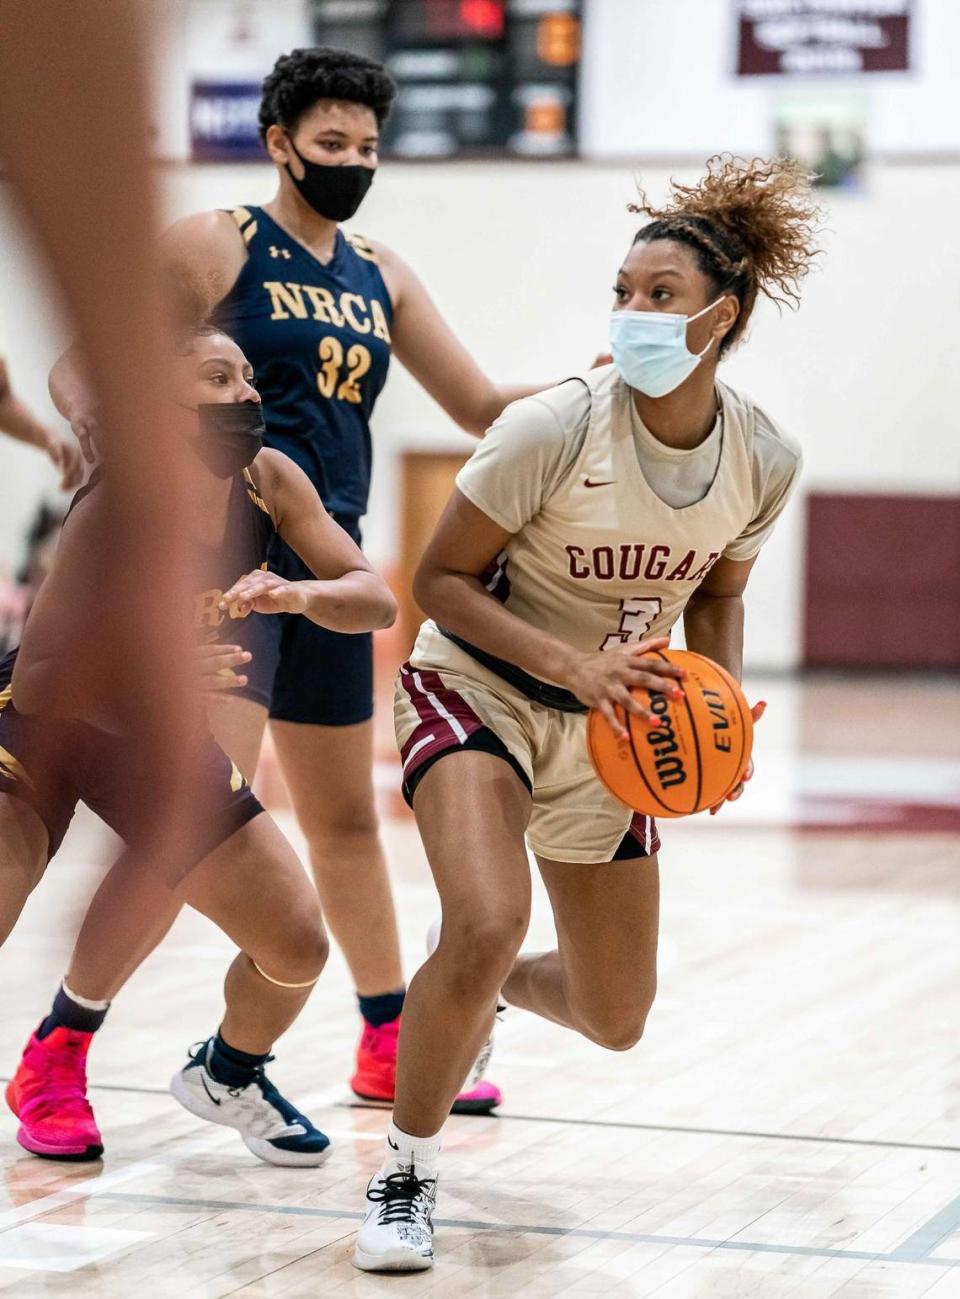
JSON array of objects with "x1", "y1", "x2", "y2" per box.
[{"x1": 587, "y1": 648, "x2": 753, "y2": 818}]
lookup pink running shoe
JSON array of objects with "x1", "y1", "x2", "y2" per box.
[
  {"x1": 350, "y1": 1017, "x2": 400, "y2": 1104},
  {"x1": 6, "y1": 1026, "x2": 103, "y2": 1161},
  {"x1": 349, "y1": 1016, "x2": 502, "y2": 1115}
]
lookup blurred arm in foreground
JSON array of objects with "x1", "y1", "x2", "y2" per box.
[
  {"x1": 0, "y1": 0, "x2": 202, "y2": 857},
  {"x1": 0, "y1": 357, "x2": 83, "y2": 490}
]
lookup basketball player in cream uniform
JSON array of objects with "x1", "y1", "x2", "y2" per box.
[
  {"x1": 354, "y1": 156, "x2": 822, "y2": 1273},
  {"x1": 396, "y1": 367, "x2": 796, "y2": 863}
]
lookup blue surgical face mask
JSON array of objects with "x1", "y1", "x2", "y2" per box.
[{"x1": 609, "y1": 298, "x2": 724, "y2": 398}]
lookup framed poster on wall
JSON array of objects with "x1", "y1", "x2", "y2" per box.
[{"x1": 736, "y1": 1, "x2": 911, "y2": 76}]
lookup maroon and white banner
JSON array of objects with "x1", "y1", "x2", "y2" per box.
[{"x1": 736, "y1": 1, "x2": 911, "y2": 76}]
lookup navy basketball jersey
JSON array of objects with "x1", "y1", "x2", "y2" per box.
[{"x1": 213, "y1": 205, "x2": 393, "y2": 519}]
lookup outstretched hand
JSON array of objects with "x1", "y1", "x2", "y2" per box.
[{"x1": 220, "y1": 570, "x2": 311, "y2": 617}]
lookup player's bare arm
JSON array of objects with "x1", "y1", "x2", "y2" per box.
[
  {"x1": 0, "y1": 357, "x2": 83, "y2": 489},
  {"x1": 414, "y1": 487, "x2": 684, "y2": 734},
  {"x1": 221, "y1": 449, "x2": 397, "y2": 632},
  {"x1": 681, "y1": 553, "x2": 757, "y2": 682}
]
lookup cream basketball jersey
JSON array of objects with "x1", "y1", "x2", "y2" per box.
[{"x1": 451, "y1": 365, "x2": 793, "y2": 660}]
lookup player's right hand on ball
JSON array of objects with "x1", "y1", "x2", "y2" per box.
[
  {"x1": 196, "y1": 642, "x2": 251, "y2": 692},
  {"x1": 564, "y1": 637, "x2": 686, "y2": 739}
]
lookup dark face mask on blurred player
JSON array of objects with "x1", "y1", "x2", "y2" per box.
[
  {"x1": 284, "y1": 137, "x2": 375, "y2": 222},
  {"x1": 191, "y1": 401, "x2": 266, "y2": 478}
]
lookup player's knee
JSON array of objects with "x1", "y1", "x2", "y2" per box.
[
  {"x1": 577, "y1": 991, "x2": 655, "y2": 1052},
  {"x1": 583, "y1": 1014, "x2": 648, "y2": 1052},
  {"x1": 257, "y1": 911, "x2": 329, "y2": 985},
  {"x1": 304, "y1": 795, "x2": 380, "y2": 845},
  {"x1": 438, "y1": 909, "x2": 527, "y2": 992}
]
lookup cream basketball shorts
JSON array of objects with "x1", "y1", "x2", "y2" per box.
[{"x1": 394, "y1": 623, "x2": 659, "y2": 865}]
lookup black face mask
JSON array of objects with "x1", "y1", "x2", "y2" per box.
[
  {"x1": 285, "y1": 138, "x2": 375, "y2": 222},
  {"x1": 193, "y1": 401, "x2": 265, "y2": 478}
]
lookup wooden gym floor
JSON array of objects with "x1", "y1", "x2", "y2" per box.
[{"x1": 0, "y1": 672, "x2": 958, "y2": 1297}]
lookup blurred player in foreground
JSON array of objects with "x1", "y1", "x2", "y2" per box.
[
  {"x1": 353, "y1": 156, "x2": 822, "y2": 1272},
  {"x1": 3, "y1": 324, "x2": 396, "y2": 1162},
  {"x1": 0, "y1": 0, "x2": 204, "y2": 879}
]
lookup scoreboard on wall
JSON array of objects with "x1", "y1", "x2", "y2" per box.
[{"x1": 310, "y1": 0, "x2": 582, "y2": 158}]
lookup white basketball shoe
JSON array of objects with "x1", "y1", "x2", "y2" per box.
[{"x1": 353, "y1": 1157, "x2": 437, "y2": 1272}]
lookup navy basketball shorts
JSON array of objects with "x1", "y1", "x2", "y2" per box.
[
  {"x1": 223, "y1": 608, "x2": 277, "y2": 711},
  {"x1": 258, "y1": 523, "x2": 374, "y2": 728},
  {"x1": 0, "y1": 651, "x2": 263, "y2": 880}
]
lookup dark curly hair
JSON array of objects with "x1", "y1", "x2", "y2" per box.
[
  {"x1": 258, "y1": 47, "x2": 398, "y2": 142},
  {"x1": 630, "y1": 154, "x2": 823, "y2": 356}
]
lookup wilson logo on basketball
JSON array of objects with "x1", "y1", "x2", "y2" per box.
[
  {"x1": 587, "y1": 648, "x2": 754, "y2": 819},
  {"x1": 646, "y1": 693, "x2": 687, "y2": 790}
]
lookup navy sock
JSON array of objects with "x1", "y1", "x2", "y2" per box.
[
  {"x1": 358, "y1": 989, "x2": 405, "y2": 1027},
  {"x1": 37, "y1": 985, "x2": 110, "y2": 1039},
  {"x1": 207, "y1": 1031, "x2": 270, "y2": 1088}
]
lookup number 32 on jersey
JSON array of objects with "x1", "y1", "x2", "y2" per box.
[
  {"x1": 600, "y1": 597, "x2": 662, "y2": 650},
  {"x1": 317, "y1": 336, "x2": 371, "y2": 404}
]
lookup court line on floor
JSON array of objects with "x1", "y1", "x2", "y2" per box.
[
  {"x1": 0, "y1": 1083, "x2": 347, "y2": 1235},
  {"x1": 5, "y1": 1078, "x2": 954, "y2": 1157},
  {"x1": 343, "y1": 1103, "x2": 960, "y2": 1155},
  {"x1": 90, "y1": 1190, "x2": 960, "y2": 1270},
  {"x1": 889, "y1": 1192, "x2": 960, "y2": 1261}
]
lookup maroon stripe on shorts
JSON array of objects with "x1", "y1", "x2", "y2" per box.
[
  {"x1": 398, "y1": 662, "x2": 485, "y2": 782},
  {"x1": 628, "y1": 812, "x2": 660, "y2": 855}
]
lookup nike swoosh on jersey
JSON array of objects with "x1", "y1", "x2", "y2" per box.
[{"x1": 584, "y1": 478, "x2": 616, "y2": 488}]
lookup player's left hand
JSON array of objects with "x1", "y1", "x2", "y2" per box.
[
  {"x1": 220, "y1": 570, "x2": 310, "y2": 617},
  {"x1": 709, "y1": 699, "x2": 766, "y2": 815}
]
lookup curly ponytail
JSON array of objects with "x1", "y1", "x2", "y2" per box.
[{"x1": 630, "y1": 154, "x2": 823, "y2": 354}]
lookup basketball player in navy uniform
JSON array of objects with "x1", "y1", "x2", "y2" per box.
[
  {"x1": 46, "y1": 47, "x2": 549, "y2": 1121},
  {"x1": 3, "y1": 323, "x2": 396, "y2": 1162},
  {"x1": 353, "y1": 156, "x2": 823, "y2": 1271}
]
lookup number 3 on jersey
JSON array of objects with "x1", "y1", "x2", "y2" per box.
[
  {"x1": 600, "y1": 597, "x2": 662, "y2": 651},
  {"x1": 317, "y1": 336, "x2": 372, "y2": 404}
]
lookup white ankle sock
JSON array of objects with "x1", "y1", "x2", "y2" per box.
[
  {"x1": 61, "y1": 979, "x2": 110, "y2": 1012},
  {"x1": 384, "y1": 1121, "x2": 441, "y2": 1176}
]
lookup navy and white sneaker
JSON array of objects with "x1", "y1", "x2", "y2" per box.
[{"x1": 170, "y1": 1039, "x2": 330, "y2": 1167}]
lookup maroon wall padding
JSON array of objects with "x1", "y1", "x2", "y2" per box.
[{"x1": 803, "y1": 494, "x2": 960, "y2": 669}]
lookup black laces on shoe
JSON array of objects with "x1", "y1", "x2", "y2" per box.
[{"x1": 367, "y1": 1170, "x2": 435, "y2": 1225}]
